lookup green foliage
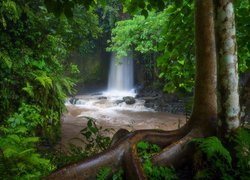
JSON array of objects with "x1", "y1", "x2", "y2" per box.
[
  {"x1": 0, "y1": 0, "x2": 102, "y2": 178},
  {"x1": 235, "y1": 0, "x2": 250, "y2": 72},
  {"x1": 109, "y1": 0, "x2": 250, "y2": 93},
  {"x1": 96, "y1": 167, "x2": 124, "y2": 180},
  {"x1": 232, "y1": 128, "x2": 250, "y2": 179},
  {"x1": 137, "y1": 141, "x2": 161, "y2": 158},
  {"x1": 108, "y1": 3, "x2": 195, "y2": 93},
  {"x1": 137, "y1": 141, "x2": 177, "y2": 180},
  {"x1": 192, "y1": 137, "x2": 233, "y2": 180},
  {"x1": 112, "y1": 169, "x2": 124, "y2": 180},
  {"x1": 81, "y1": 117, "x2": 113, "y2": 153},
  {"x1": 0, "y1": 105, "x2": 54, "y2": 179},
  {"x1": 97, "y1": 167, "x2": 112, "y2": 180},
  {"x1": 0, "y1": 0, "x2": 101, "y2": 142},
  {"x1": 0, "y1": 136, "x2": 53, "y2": 179},
  {"x1": 107, "y1": 11, "x2": 166, "y2": 57},
  {"x1": 192, "y1": 130, "x2": 250, "y2": 179},
  {"x1": 44, "y1": 0, "x2": 104, "y2": 17},
  {"x1": 48, "y1": 117, "x2": 113, "y2": 169},
  {"x1": 80, "y1": 60, "x2": 102, "y2": 84},
  {"x1": 5, "y1": 104, "x2": 42, "y2": 135},
  {"x1": 46, "y1": 144, "x2": 89, "y2": 169},
  {"x1": 192, "y1": 137, "x2": 232, "y2": 165}
]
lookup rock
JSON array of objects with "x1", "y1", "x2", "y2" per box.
[
  {"x1": 115, "y1": 100, "x2": 124, "y2": 104},
  {"x1": 69, "y1": 98, "x2": 79, "y2": 105},
  {"x1": 123, "y1": 96, "x2": 136, "y2": 105},
  {"x1": 141, "y1": 97, "x2": 158, "y2": 101},
  {"x1": 91, "y1": 92, "x2": 103, "y2": 96},
  {"x1": 98, "y1": 96, "x2": 107, "y2": 100}
]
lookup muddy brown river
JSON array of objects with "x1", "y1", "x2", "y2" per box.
[{"x1": 60, "y1": 93, "x2": 186, "y2": 147}]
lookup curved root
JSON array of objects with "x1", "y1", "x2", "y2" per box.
[
  {"x1": 124, "y1": 144, "x2": 146, "y2": 180},
  {"x1": 47, "y1": 128, "x2": 189, "y2": 179},
  {"x1": 151, "y1": 128, "x2": 203, "y2": 167}
]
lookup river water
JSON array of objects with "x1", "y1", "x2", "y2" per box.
[{"x1": 61, "y1": 92, "x2": 186, "y2": 147}]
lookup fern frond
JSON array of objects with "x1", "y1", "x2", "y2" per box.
[
  {"x1": 3, "y1": 148, "x2": 18, "y2": 158},
  {"x1": 36, "y1": 75, "x2": 52, "y2": 88},
  {"x1": 61, "y1": 77, "x2": 75, "y2": 95},
  {"x1": 234, "y1": 129, "x2": 250, "y2": 149},
  {"x1": 2, "y1": 0, "x2": 20, "y2": 22},
  {"x1": 192, "y1": 137, "x2": 232, "y2": 165},
  {"x1": 18, "y1": 148, "x2": 35, "y2": 157},
  {"x1": 0, "y1": 151, "x2": 9, "y2": 179},
  {"x1": 0, "y1": 51, "x2": 12, "y2": 68},
  {"x1": 233, "y1": 128, "x2": 250, "y2": 176},
  {"x1": 33, "y1": 71, "x2": 52, "y2": 88},
  {"x1": 54, "y1": 82, "x2": 66, "y2": 100},
  {"x1": 22, "y1": 82, "x2": 34, "y2": 97},
  {"x1": 15, "y1": 126, "x2": 28, "y2": 134},
  {"x1": 194, "y1": 169, "x2": 211, "y2": 180}
]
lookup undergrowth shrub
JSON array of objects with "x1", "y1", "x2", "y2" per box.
[
  {"x1": 47, "y1": 117, "x2": 113, "y2": 169},
  {"x1": 80, "y1": 117, "x2": 113, "y2": 152},
  {"x1": 192, "y1": 137, "x2": 233, "y2": 179},
  {"x1": 192, "y1": 128, "x2": 250, "y2": 180},
  {"x1": 0, "y1": 104, "x2": 55, "y2": 179},
  {"x1": 95, "y1": 141, "x2": 177, "y2": 180},
  {"x1": 137, "y1": 141, "x2": 177, "y2": 180},
  {"x1": 96, "y1": 167, "x2": 124, "y2": 180},
  {"x1": 233, "y1": 128, "x2": 250, "y2": 179}
]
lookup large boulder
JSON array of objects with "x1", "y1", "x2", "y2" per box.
[{"x1": 123, "y1": 96, "x2": 136, "y2": 105}]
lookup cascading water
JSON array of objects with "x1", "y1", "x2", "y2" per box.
[
  {"x1": 63, "y1": 53, "x2": 185, "y2": 143},
  {"x1": 107, "y1": 52, "x2": 134, "y2": 94}
]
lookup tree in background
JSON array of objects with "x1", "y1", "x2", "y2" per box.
[
  {"x1": 108, "y1": 0, "x2": 249, "y2": 93},
  {"x1": 108, "y1": 3, "x2": 195, "y2": 92}
]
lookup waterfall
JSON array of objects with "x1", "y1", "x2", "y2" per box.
[{"x1": 107, "y1": 53, "x2": 134, "y2": 93}]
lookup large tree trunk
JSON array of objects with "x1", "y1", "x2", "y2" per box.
[
  {"x1": 190, "y1": 0, "x2": 217, "y2": 132},
  {"x1": 150, "y1": 0, "x2": 217, "y2": 168},
  {"x1": 216, "y1": 0, "x2": 240, "y2": 137},
  {"x1": 46, "y1": 0, "x2": 239, "y2": 179}
]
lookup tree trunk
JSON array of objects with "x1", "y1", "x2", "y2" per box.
[
  {"x1": 190, "y1": 0, "x2": 217, "y2": 133},
  {"x1": 216, "y1": 0, "x2": 240, "y2": 137}
]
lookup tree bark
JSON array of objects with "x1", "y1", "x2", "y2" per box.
[
  {"x1": 190, "y1": 0, "x2": 217, "y2": 133},
  {"x1": 216, "y1": 0, "x2": 240, "y2": 137}
]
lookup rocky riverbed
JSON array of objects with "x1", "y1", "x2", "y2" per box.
[{"x1": 136, "y1": 86, "x2": 192, "y2": 115}]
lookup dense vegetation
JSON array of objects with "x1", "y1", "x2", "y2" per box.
[
  {"x1": 108, "y1": 0, "x2": 250, "y2": 92},
  {"x1": 0, "y1": 0, "x2": 249, "y2": 179},
  {"x1": 0, "y1": 0, "x2": 101, "y2": 178}
]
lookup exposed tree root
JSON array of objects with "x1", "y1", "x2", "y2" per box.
[
  {"x1": 151, "y1": 128, "x2": 203, "y2": 167},
  {"x1": 46, "y1": 125, "x2": 213, "y2": 180},
  {"x1": 124, "y1": 143, "x2": 146, "y2": 180}
]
